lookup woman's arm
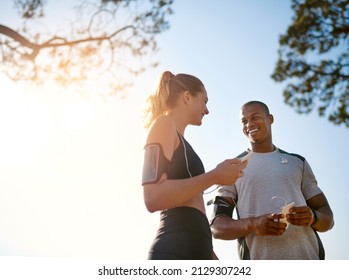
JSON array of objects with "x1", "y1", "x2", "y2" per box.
[{"x1": 142, "y1": 116, "x2": 246, "y2": 212}]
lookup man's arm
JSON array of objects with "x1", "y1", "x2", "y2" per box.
[
  {"x1": 211, "y1": 196, "x2": 286, "y2": 240},
  {"x1": 287, "y1": 193, "x2": 334, "y2": 232}
]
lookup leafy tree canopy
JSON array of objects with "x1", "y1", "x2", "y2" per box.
[
  {"x1": 272, "y1": 0, "x2": 349, "y2": 127},
  {"x1": 0, "y1": 0, "x2": 174, "y2": 96}
]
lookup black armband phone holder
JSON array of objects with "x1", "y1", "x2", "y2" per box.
[
  {"x1": 142, "y1": 143, "x2": 170, "y2": 185},
  {"x1": 208, "y1": 196, "x2": 234, "y2": 224}
]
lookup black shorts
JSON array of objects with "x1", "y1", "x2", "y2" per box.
[{"x1": 148, "y1": 206, "x2": 213, "y2": 260}]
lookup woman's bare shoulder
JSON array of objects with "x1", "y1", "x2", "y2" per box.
[{"x1": 146, "y1": 115, "x2": 177, "y2": 144}]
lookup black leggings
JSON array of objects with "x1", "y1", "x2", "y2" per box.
[{"x1": 147, "y1": 207, "x2": 213, "y2": 260}]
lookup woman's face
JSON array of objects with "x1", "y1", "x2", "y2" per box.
[{"x1": 188, "y1": 90, "x2": 209, "y2": 126}]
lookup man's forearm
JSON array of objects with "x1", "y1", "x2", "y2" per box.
[
  {"x1": 311, "y1": 206, "x2": 334, "y2": 232},
  {"x1": 211, "y1": 215, "x2": 255, "y2": 240}
]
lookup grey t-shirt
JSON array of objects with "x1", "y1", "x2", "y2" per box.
[{"x1": 217, "y1": 148, "x2": 323, "y2": 259}]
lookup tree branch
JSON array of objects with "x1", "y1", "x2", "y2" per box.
[
  {"x1": 0, "y1": 24, "x2": 37, "y2": 49},
  {"x1": 0, "y1": 23, "x2": 137, "y2": 60}
]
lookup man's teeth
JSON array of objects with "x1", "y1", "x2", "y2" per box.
[{"x1": 249, "y1": 129, "x2": 258, "y2": 134}]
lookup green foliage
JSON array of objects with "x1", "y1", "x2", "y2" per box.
[
  {"x1": 14, "y1": 0, "x2": 46, "y2": 19},
  {"x1": 272, "y1": 0, "x2": 349, "y2": 127}
]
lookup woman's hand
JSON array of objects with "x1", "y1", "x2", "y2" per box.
[{"x1": 213, "y1": 159, "x2": 247, "y2": 186}]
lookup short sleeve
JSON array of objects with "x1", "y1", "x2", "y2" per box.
[{"x1": 301, "y1": 159, "x2": 323, "y2": 200}]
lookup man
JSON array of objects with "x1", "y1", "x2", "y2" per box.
[{"x1": 210, "y1": 101, "x2": 334, "y2": 259}]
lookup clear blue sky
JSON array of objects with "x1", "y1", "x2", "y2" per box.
[{"x1": 0, "y1": 0, "x2": 348, "y2": 261}]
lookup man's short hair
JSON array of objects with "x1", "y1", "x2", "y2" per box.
[{"x1": 241, "y1": 100, "x2": 270, "y2": 115}]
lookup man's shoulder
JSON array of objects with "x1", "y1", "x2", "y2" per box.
[
  {"x1": 278, "y1": 148, "x2": 305, "y2": 162},
  {"x1": 236, "y1": 150, "x2": 249, "y2": 158}
]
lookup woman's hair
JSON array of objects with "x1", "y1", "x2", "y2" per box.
[{"x1": 144, "y1": 71, "x2": 205, "y2": 128}]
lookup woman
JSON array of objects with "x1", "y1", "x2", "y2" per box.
[{"x1": 142, "y1": 71, "x2": 246, "y2": 259}]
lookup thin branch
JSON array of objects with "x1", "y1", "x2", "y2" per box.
[{"x1": 0, "y1": 23, "x2": 137, "y2": 61}]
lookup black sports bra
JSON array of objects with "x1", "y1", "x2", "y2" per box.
[{"x1": 167, "y1": 133, "x2": 205, "y2": 179}]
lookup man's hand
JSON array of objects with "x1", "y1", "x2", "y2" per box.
[
  {"x1": 254, "y1": 213, "x2": 287, "y2": 236},
  {"x1": 286, "y1": 206, "x2": 314, "y2": 227}
]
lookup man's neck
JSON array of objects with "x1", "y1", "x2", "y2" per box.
[{"x1": 250, "y1": 143, "x2": 275, "y2": 153}]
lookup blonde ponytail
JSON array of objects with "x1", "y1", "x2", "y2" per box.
[
  {"x1": 144, "y1": 71, "x2": 205, "y2": 128},
  {"x1": 144, "y1": 71, "x2": 174, "y2": 128}
]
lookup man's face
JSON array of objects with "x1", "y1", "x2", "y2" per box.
[{"x1": 240, "y1": 103, "x2": 273, "y2": 144}]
